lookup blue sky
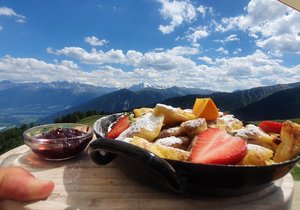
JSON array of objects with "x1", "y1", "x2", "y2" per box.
[{"x1": 0, "y1": 0, "x2": 300, "y2": 92}]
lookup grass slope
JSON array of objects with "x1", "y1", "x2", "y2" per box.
[{"x1": 77, "y1": 115, "x2": 103, "y2": 127}]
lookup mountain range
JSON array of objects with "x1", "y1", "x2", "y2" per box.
[
  {"x1": 41, "y1": 81, "x2": 300, "y2": 123},
  {"x1": 160, "y1": 82, "x2": 300, "y2": 112},
  {"x1": 1, "y1": 80, "x2": 300, "y2": 129},
  {"x1": 39, "y1": 86, "x2": 215, "y2": 123},
  {"x1": 232, "y1": 87, "x2": 300, "y2": 121},
  {"x1": 0, "y1": 81, "x2": 213, "y2": 127},
  {"x1": 0, "y1": 80, "x2": 117, "y2": 126}
]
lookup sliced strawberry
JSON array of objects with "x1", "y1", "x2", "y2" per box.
[
  {"x1": 258, "y1": 121, "x2": 283, "y2": 134},
  {"x1": 106, "y1": 115, "x2": 131, "y2": 138},
  {"x1": 190, "y1": 128, "x2": 247, "y2": 165}
]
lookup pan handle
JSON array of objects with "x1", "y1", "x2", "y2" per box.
[{"x1": 88, "y1": 138, "x2": 184, "y2": 193}]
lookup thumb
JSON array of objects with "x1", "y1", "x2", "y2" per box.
[
  {"x1": 0, "y1": 167, "x2": 55, "y2": 201},
  {"x1": 21, "y1": 178, "x2": 55, "y2": 201}
]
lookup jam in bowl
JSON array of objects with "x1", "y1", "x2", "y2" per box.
[{"x1": 24, "y1": 123, "x2": 93, "y2": 161}]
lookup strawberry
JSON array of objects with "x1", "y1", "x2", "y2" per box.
[
  {"x1": 258, "y1": 121, "x2": 283, "y2": 134},
  {"x1": 106, "y1": 115, "x2": 131, "y2": 138},
  {"x1": 190, "y1": 128, "x2": 247, "y2": 165}
]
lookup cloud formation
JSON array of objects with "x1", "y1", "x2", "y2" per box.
[
  {"x1": 0, "y1": 6, "x2": 26, "y2": 23},
  {"x1": 216, "y1": 34, "x2": 240, "y2": 44},
  {"x1": 84, "y1": 36, "x2": 108, "y2": 46},
  {"x1": 1, "y1": 1, "x2": 300, "y2": 92},
  {"x1": 157, "y1": 0, "x2": 197, "y2": 34},
  {"x1": 49, "y1": 46, "x2": 197, "y2": 71},
  {"x1": 197, "y1": 5, "x2": 214, "y2": 18},
  {"x1": 3, "y1": 46, "x2": 300, "y2": 91},
  {"x1": 216, "y1": 0, "x2": 300, "y2": 55},
  {"x1": 186, "y1": 26, "x2": 209, "y2": 47}
]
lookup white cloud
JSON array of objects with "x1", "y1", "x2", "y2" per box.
[
  {"x1": 49, "y1": 47, "x2": 126, "y2": 65},
  {"x1": 142, "y1": 51, "x2": 196, "y2": 70},
  {"x1": 167, "y1": 46, "x2": 199, "y2": 56},
  {"x1": 197, "y1": 5, "x2": 206, "y2": 17},
  {"x1": 197, "y1": 5, "x2": 205, "y2": 17},
  {"x1": 48, "y1": 46, "x2": 197, "y2": 71},
  {"x1": 0, "y1": 56, "x2": 87, "y2": 84},
  {"x1": 197, "y1": 5, "x2": 214, "y2": 18},
  {"x1": 209, "y1": 50, "x2": 300, "y2": 90},
  {"x1": 0, "y1": 7, "x2": 26, "y2": 23},
  {"x1": 3, "y1": 45, "x2": 299, "y2": 92},
  {"x1": 216, "y1": 34, "x2": 240, "y2": 44},
  {"x1": 157, "y1": 0, "x2": 197, "y2": 34},
  {"x1": 60, "y1": 60, "x2": 79, "y2": 69},
  {"x1": 186, "y1": 26, "x2": 209, "y2": 46},
  {"x1": 198, "y1": 56, "x2": 214, "y2": 64},
  {"x1": 124, "y1": 49, "x2": 197, "y2": 71},
  {"x1": 216, "y1": 47, "x2": 229, "y2": 55},
  {"x1": 1, "y1": 1, "x2": 300, "y2": 93},
  {"x1": 85, "y1": 36, "x2": 108, "y2": 46},
  {"x1": 216, "y1": 0, "x2": 300, "y2": 54},
  {"x1": 256, "y1": 34, "x2": 300, "y2": 55},
  {"x1": 233, "y1": 48, "x2": 242, "y2": 55},
  {"x1": 215, "y1": 50, "x2": 283, "y2": 78}
]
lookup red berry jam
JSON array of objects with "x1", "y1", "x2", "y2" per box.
[
  {"x1": 36, "y1": 128, "x2": 85, "y2": 139},
  {"x1": 31, "y1": 127, "x2": 93, "y2": 160}
]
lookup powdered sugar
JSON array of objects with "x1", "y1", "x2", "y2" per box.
[
  {"x1": 166, "y1": 127, "x2": 181, "y2": 133},
  {"x1": 236, "y1": 124, "x2": 270, "y2": 139},
  {"x1": 117, "y1": 113, "x2": 164, "y2": 139},
  {"x1": 181, "y1": 118, "x2": 205, "y2": 128},
  {"x1": 155, "y1": 136, "x2": 183, "y2": 147},
  {"x1": 156, "y1": 103, "x2": 180, "y2": 112},
  {"x1": 247, "y1": 143, "x2": 271, "y2": 153},
  {"x1": 183, "y1": 109, "x2": 193, "y2": 113},
  {"x1": 218, "y1": 115, "x2": 240, "y2": 126}
]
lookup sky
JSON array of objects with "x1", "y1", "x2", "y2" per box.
[{"x1": 0, "y1": 0, "x2": 300, "y2": 92}]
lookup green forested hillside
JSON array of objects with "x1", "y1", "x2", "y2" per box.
[
  {"x1": 0, "y1": 125, "x2": 30, "y2": 155},
  {"x1": 77, "y1": 115, "x2": 103, "y2": 127}
]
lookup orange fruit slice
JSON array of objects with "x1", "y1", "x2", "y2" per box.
[{"x1": 192, "y1": 98, "x2": 219, "y2": 121}]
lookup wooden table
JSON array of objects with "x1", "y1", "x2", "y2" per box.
[{"x1": 0, "y1": 145, "x2": 296, "y2": 210}]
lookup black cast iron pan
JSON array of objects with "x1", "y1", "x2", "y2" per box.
[{"x1": 88, "y1": 113, "x2": 300, "y2": 196}]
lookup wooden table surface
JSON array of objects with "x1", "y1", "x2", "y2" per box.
[{"x1": 0, "y1": 145, "x2": 297, "y2": 210}]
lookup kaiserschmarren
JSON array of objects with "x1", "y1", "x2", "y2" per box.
[{"x1": 109, "y1": 98, "x2": 300, "y2": 165}]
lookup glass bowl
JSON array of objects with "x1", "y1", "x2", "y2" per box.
[{"x1": 24, "y1": 123, "x2": 93, "y2": 161}]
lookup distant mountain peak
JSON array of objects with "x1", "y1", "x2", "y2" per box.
[
  {"x1": 128, "y1": 82, "x2": 154, "y2": 91},
  {"x1": 0, "y1": 80, "x2": 16, "y2": 91}
]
